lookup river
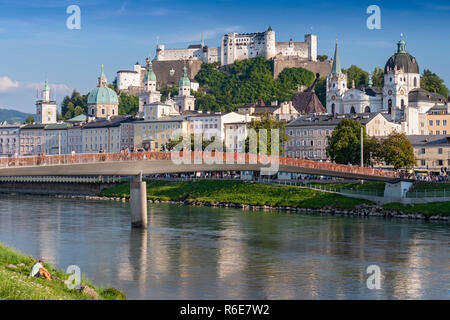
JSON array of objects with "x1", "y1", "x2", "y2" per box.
[{"x1": 0, "y1": 194, "x2": 448, "y2": 299}]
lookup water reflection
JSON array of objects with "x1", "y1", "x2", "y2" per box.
[{"x1": 0, "y1": 194, "x2": 448, "y2": 299}]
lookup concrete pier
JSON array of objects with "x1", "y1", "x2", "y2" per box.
[{"x1": 130, "y1": 173, "x2": 148, "y2": 228}]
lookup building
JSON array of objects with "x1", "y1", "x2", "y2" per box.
[
  {"x1": 224, "y1": 122, "x2": 249, "y2": 152},
  {"x1": 35, "y1": 79, "x2": 57, "y2": 124},
  {"x1": 67, "y1": 123, "x2": 83, "y2": 154},
  {"x1": 409, "y1": 135, "x2": 450, "y2": 174},
  {"x1": 426, "y1": 104, "x2": 450, "y2": 135},
  {"x1": 43, "y1": 123, "x2": 70, "y2": 155},
  {"x1": 120, "y1": 119, "x2": 135, "y2": 151},
  {"x1": 173, "y1": 66, "x2": 196, "y2": 113},
  {"x1": 81, "y1": 116, "x2": 130, "y2": 153},
  {"x1": 133, "y1": 116, "x2": 190, "y2": 151},
  {"x1": 87, "y1": 65, "x2": 119, "y2": 118},
  {"x1": 19, "y1": 124, "x2": 45, "y2": 156},
  {"x1": 155, "y1": 41, "x2": 220, "y2": 64},
  {"x1": 138, "y1": 57, "x2": 162, "y2": 117},
  {"x1": 221, "y1": 27, "x2": 317, "y2": 65},
  {"x1": 187, "y1": 112, "x2": 251, "y2": 141},
  {"x1": 326, "y1": 35, "x2": 448, "y2": 136},
  {"x1": 0, "y1": 125, "x2": 20, "y2": 157},
  {"x1": 116, "y1": 62, "x2": 145, "y2": 91},
  {"x1": 284, "y1": 113, "x2": 395, "y2": 160}
]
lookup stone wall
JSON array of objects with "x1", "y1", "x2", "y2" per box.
[
  {"x1": 273, "y1": 57, "x2": 332, "y2": 79},
  {"x1": 152, "y1": 60, "x2": 203, "y2": 89}
]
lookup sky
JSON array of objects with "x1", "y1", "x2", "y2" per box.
[{"x1": 0, "y1": 0, "x2": 449, "y2": 113}]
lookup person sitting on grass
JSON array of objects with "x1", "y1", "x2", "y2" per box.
[{"x1": 29, "y1": 259, "x2": 52, "y2": 281}]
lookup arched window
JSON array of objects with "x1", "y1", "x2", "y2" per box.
[
  {"x1": 388, "y1": 99, "x2": 393, "y2": 114},
  {"x1": 414, "y1": 77, "x2": 417, "y2": 87},
  {"x1": 350, "y1": 106, "x2": 356, "y2": 114},
  {"x1": 401, "y1": 99, "x2": 405, "y2": 107},
  {"x1": 331, "y1": 103, "x2": 335, "y2": 114},
  {"x1": 365, "y1": 106, "x2": 371, "y2": 113}
]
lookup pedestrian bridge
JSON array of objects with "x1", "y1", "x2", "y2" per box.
[
  {"x1": 0, "y1": 152, "x2": 401, "y2": 228},
  {"x1": 0, "y1": 151, "x2": 398, "y2": 182}
]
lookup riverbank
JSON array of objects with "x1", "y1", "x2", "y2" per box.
[
  {"x1": 97, "y1": 180, "x2": 449, "y2": 221},
  {"x1": 0, "y1": 243, "x2": 126, "y2": 300}
]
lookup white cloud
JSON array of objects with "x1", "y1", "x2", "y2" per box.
[{"x1": 0, "y1": 77, "x2": 20, "y2": 93}]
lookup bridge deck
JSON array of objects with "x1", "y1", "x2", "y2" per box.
[{"x1": 0, "y1": 152, "x2": 398, "y2": 182}]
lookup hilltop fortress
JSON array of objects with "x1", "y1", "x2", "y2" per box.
[{"x1": 116, "y1": 27, "x2": 331, "y2": 92}]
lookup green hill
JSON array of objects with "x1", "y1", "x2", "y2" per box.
[
  {"x1": 0, "y1": 108, "x2": 33, "y2": 124},
  {"x1": 193, "y1": 57, "x2": 316, "y2": 112}
]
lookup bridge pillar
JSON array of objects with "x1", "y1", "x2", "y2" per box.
[{"x1": 130, "y1": 172, "x2": 148, "y2": 228}]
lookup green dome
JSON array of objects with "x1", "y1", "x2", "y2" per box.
[
  {"x1": 88, "y1": 87, "x2": 119, "y2": 104},
  {"x1": 179, "y1": 66, "x2": 191, "y2": 87},
  {"x1": 144, "y1": 60, "x2": 157, "y2": 82}
]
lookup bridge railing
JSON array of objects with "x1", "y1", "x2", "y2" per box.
[{"x1": 0, "y1": 151, "x2": 398, "y2": 179}]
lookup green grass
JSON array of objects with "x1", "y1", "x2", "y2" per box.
[
  {"x1": 0, "y1": 243, "x2": 126, "y2": 300},
  {"x1": 383, "y1": 202, "x2": 450, "y2": 217},
  {"x1": 409, "y1": 182, "x2": 450, "y2": 192},
  {"x1": 100, "y1": 180, "x2": 372, "y2": 209}
]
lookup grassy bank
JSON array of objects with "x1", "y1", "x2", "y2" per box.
[
  {"x1": 0, "y1": 243, "x2": 126, "y2": 300},
  {"x1": 100, "y1": 180, "x2": 372, "y2": 209},
  {"x1": 383, "y1": 202, "x2": 450, "y2": 216}
]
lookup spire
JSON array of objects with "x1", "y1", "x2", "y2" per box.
[
  {"x1": 98, "y1": 64, "x2": 108, "y2": 87},
  {"x1": 397, "y1": 33, "x2": 406, "y2": 53},
  {"x1": 331, "y1": 39, "x2": 342, "y2": 74},
  {"x1": 44, "y1": 78, "x2": 49, "y2": 91},
  {"x1": 179, "y1": 65, "x2": 191, "y2": 88},
  {"x1": 144, "y1": 55, "x2": 157, "y2": 83},
  {"x1": 368, "y1": 72, "x2": 373, "y2": 87}
]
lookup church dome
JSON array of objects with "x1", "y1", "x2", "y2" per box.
[
  {"x1": 88, "y1": 87, "x2": 119, "y2": 104},
  {"x1": 179, "y1": 66, "x2": 191, "y2": 87},
  {"x1": 384, "y1": 36, "x2": 419, "y2": 74},
  {"x1": 144, "y1": 65, "x2": 157, "y2": 82}
]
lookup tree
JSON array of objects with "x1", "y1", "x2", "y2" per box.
[
  {"x1": 118, "y1": 92, "x2": 138, "y2": 115},
  {"x1": 317, "y1": 55, "x2": 328, "y2": 62},
  {"x1": 160, "y1": 86, "x2": 179, "y2": 102},
  {"x1": 194, "y1": 57, "x2": 315, "y2": 112},
  {"x1": 380, "y1": 132, "x2": 415, "y2": 170},
  {"x1": 163, "y1": 134, "x2": 225, "y2": 152},
  {"x1": 342, "y1": 65, "x2": 369, "y2": 88},
  {"x1": 314, "y1": 77, "x2": 327, "y2": 107},
  {"x1": 421, "y1": 69, "x2": 449, "y2": 98},
  {"x1": 61, "y1": 90, "x2": 88, "y2": 120},
  {"x1": 25, "y1": 115, "x2": 34, "y2": 124},
  {"x1": 326, "y1": 119, "x2": 379, "y2": 166},
  {"x1": 372, "y1": 67, "x2": 384, "y2": 88},
  {"x1": 244, "y1": 118, "x2": 288, "y2": 155}
]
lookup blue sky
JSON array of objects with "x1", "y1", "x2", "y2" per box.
[{"x1": 0, "y1": 0, "x2": 449, "y2": 113}]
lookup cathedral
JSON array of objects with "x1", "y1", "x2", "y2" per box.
[
  {"x1": 138, "y1": 58, "x2": 196, "y2": 120},
  {"x1": 326, "y1": 35, "x2": 446, "y2": 134}
]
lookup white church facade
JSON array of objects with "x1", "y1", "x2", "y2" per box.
[{"x1": 326, "y1": 36, "x2": 446, "y2": 135}]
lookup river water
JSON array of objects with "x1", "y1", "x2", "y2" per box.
[{"x1": 0, "y1": 195, "x2": 448, "y2": 299}]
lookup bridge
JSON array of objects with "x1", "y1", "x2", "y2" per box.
[{"x1": 0, "y1": 151, "x2": 400, "y2": 228}]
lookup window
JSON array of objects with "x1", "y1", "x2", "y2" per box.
[
  {"x1": 443, "y1": 120, "x2": 447, "y2": 126},
  {"x1": 438, "y1": 148, "x2": 443, "y2": 154},
  {"x1": 421, "y1": 148, "x2": 426, "y2": 154},
  {"x1": 438, "y1": 160, "x2": 444, "y2": 166},
  {"x1": 421, "y1": 159, "x2": 426, "y2": 166},
  {"x1": 436, "y1": 130, "x2": 440, "y2": 135},
  {"x1": 429, "y1": 120, "x2": 433, "y2": 126},
  {"x1": 436, "y1": 120, "x2": 440, "y2": 126}
]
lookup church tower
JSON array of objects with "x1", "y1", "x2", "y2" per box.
[
  {"x1": 174, "y1": 65, "x2": 195, "y2": 112},
  {"x1": 326, "y1": 40, "x2": 348, "y2": 114},
  {"x1": 383, "y1": 34, "x2": 420, "y2": 117},
  {"x1": 36, "y1": 79, "x2": 57, "y2": 124},
  {"x1": 87, "y1": 65, "x2": 119, "y2": 118},
  {"x1": 139, "y1": 56, "x2": 161, "y2": 116}
]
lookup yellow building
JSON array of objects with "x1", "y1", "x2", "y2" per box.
[
  {"x1": 133, "y1": 117, "x2": 190, "y2": 151},
  {"x1": 409, "y1": 135, "x2": 450, "y2": 174},
  {"x1": 426, "y1": 104, "x2": 450, "y2": 136}
]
